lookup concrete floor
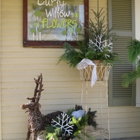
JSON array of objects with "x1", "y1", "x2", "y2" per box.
[
  {"x1": 110, "y1": 138, "x2": 140, "y2": 140},
  {"x1": 97, "y1": 138, "x2": 140, "y2": 140}
]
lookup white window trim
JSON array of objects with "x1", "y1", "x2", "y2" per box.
[
  {"x1": 0, "y1": 0, "x2": 2, "y2": 138},
  {"x1": 135, "y1": 0, "x2": 140, "y2": 107}
]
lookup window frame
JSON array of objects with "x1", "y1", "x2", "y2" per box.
[{"x1": 23, "y1": 0, "x2": 89, "y2": 48}]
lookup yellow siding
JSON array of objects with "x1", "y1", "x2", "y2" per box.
[
  {"x1": 0, "y1": 0, "x2": 140, "y2": 140},
  {"x1": 0, "y1": 0, "x2": 2, "y2": 139}
]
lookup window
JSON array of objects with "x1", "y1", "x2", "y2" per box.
[
  {"x1": 108, "y1": 0, "x2": 135, "y2": 106},
  {"x1": 23, "y1": 0, "x2": 89, "y2": 47}
]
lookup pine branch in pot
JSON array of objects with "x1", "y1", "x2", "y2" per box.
[{"x1": 58, "y1": 8, "x2": 119, "y2": 84}]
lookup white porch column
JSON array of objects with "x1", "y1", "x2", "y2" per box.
[{"x1": 135, "y1": 0, "x2": 140, "y2": 107}]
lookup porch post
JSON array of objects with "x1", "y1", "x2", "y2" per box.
[
  {"x1": 135, "y1": 0, "x2": 140, "y2": 107},
  {"x1": 0, "y1": 0, "x2": 1, "y2": 138}
]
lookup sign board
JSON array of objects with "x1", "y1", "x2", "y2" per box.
[{"x1": 23, "y1": 0, "x2": 89, "y2": 47}]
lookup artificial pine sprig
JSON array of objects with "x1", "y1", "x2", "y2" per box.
[
  {"x1": 122, "y1": 39, "x2": 140, "y2": 87},
  {"x1": 127, "y1": 39, "x2": 140, "y2": 62},
  {"x1": 87, "y1": 8, "x2": 116, "y2": 48},
  {"x1": 58, "y1": 40, "x2": 88, "y2": 67},
  {"x1": 122, "y1": 60, "x2": 140, "y2": 87}
]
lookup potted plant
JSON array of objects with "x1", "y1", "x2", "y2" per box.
[
  {"x1": 58, "y1": 8, "x2": 119, "y2": 67},
  {"x1": 37, "y1": 105, "x2": 97, "y2": 140},
  {"x1": 122, "y1": 39, "x2": 140, "y2": 87}
]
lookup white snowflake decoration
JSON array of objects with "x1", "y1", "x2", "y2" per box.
[
  {"x1": 51, "y1": 112, "x2": 74, "y2": 136},
  {"x1": 89, "y1": 34, "x2": 113, "y2": 53}
]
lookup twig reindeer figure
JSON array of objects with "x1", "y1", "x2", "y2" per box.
[
  {"x1": 21, "y1": 74, "x2": 45, "y2": 140},
  {"x1": 21, "y1": 74, "x2": 62, "y2": 140}
]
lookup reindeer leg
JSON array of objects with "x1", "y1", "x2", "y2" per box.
[
  {"x1": 26, "y1": 126, "x2": 31, "y2": 140},
  {"x1": 32, "y1": 132, "x2": 37, "y2": 140}
]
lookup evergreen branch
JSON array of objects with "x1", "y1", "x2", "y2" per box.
[
  {"x1": 57, "y1": 42, "x2": 84, "y2": 67},
  {"x1": 122, "y1": 71, "x2": 138, "y2": 88},
  {"x1": 122, "y1": 61, "x2": 140, "y2": 87},
  {"x1": 127, "y1": 39, "x2": 140, "y2": 62},
  {"x1": 122, "y1": 40, "x2": 140, "y2": 87}
]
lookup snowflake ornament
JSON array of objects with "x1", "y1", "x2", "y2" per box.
[
  {"x1": 89, "y1": 34, "x2": 113, "y2": 53},
  {"x1": 51, "y1": 112, "x2": 74, "y2": 136}
]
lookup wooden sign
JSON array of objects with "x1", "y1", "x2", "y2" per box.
[{"x1": 23, "y1": 0, "x2": 89, "y2": 47}]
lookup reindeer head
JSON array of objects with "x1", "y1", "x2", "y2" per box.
[{"x1": 21, "y1": 74, "x2": 44, "y2": 112}]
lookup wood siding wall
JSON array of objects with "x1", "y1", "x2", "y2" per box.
[
  {"x1": 0, "y1": 0, "x2": 140, "y2": 139},
  {"x1": 0, "y1": 0, "x2": 2, "y2": 139}
]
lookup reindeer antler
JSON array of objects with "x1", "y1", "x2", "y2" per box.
[
  {"x1": 21, "y1": 74, "x2": 45, "y2": 140},
  {"x1": 34, "y1": 73, "x2": 44, "y2": 103},
  {"x1": 26, "y1": 74, "x2": 44, "y2": 103}
]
